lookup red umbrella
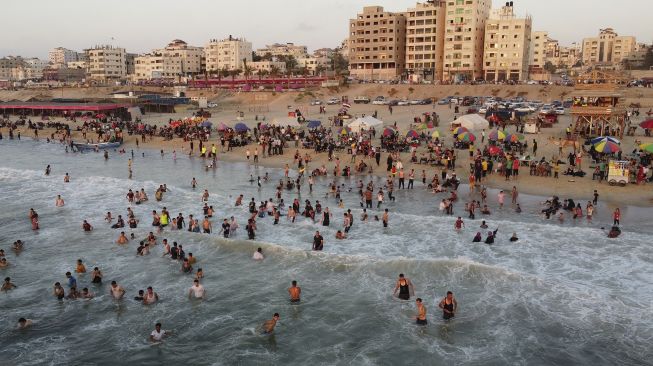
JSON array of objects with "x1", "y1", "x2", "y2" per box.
[
  {"x1": 488, "y1": 145, "x2": 503, "y2": 155},
  {"x1": 639, "y1": 119, "x2": 653, "y2": 129}
]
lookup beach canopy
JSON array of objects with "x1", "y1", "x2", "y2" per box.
[
  {"x1": 234, "y1": 123, "x2": 249, "y2": 132},
  {"x1": 307, "y1": 120, "x2": 321, "y2": 129},
  {"x1": 639, "y1": 119, "x2": 653, "y2": 129},
  {"x1": 271, "y1": 117, "x2": 300, "y2": 127},
  {"x1": 590, "y1": 136, "x2": 620, "y2": 145},
  {"x1": 347, "y1": 115, "x2": 383, "y2": 132},
  {"x1": 593, "y1": 140, "x2": 620, "y2": 153},
  {"x1": 488, "y1": 129, "x2": 506, "y2": 141},
  {"x1": 449, "y1": 114, "x2": 489, "y2": 131}
]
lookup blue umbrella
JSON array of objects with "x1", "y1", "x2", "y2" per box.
[
  {"x1": 307, "y1": 120, "x2": 321, "y2": 128},
  {"x1": 200, "y1": 121, "x2": 212, "y2": 128},
  {"x1": 590, "y1": 136, "x2": 620, "y2": 145},
  {"x1": 234, "y1": 123, "x2": 249, "y2": 133}
]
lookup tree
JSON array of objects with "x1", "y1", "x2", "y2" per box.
[
  {"x1": 269, "y1": 65, "x2": 281, "y2": 79},
  {"x1": 219, "y1": 67, "x2": 230, "y2": 83},
  {"x1": 329, "y1": 50, "x2": 349, "y2": 73},
  {"x1": 277, "y1": 55, "x2": 298, "y2": 72},
  {"x1": 252, "y1": 51, "x2": 262, "y2": 62},
  {"x1": 544, "y1": 61, "x2": 557, "y2": 74},
  {"x1": 242, "y1": 58, "x2": 253, "y2": 81},
  {"x1": 315, "y1": 64, "x2": 326, "y2": 76},
  {"x1": 256, "y1": 69, "x2": 267, "y2": 80},
  {"x1": 230, "y1": 69, "x2": 241, "y2": 81}
]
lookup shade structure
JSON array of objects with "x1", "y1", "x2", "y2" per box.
[
  {"x1": 271, "y1": 117, "x2": 300, "y2": 127},
  {"x1": 457, "y1": 131, "x2": 476, "y2": 143},
  {"x1": 382, "y1": 127, "x2": 396, "y2": 137},
  {"x1": 488, "y1": 129, "x2": 506, "y2": 141},
  {"x1": 640, "y1": 143, "x2": 653, "y2": 153},
  {"x1": 307, "y1": 120, "x2": 321, "y2": 129},
  {"x1": 348, "y1": 115, "x2": 383, "y2": 132},
  {"x1": 234, "y1": 123, "x2": 249, "y2": 133},
  {"x1": 593, "y1": 140, "x2": 620, "y2": 153},
  {"x1": 431, "y1": 130, "x2": 441, "y2": 139},
  {"x1": 217, "y1": 122, "x2": 229, "y2": 131},
  {"x1": 406, "y1": 130, "x2": 419, "y2": 138},
  {"x1": 504, "y1": 133, "x2": 524, "y2": 143},
  {"x1": 449, "y1": 114, "x2": 490, "y2": 131},
  {"x1": 590, "y1": 136, "x2": 620, "y2": 145},
  {"x1": 452, "y1": 126, "x2": 468, "y2": 135},
  {"x1": 639, "y1": 119, "x2": 653, "y2": 129}
]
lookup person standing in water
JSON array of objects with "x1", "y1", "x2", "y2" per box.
[
  {"x1": 393, "y1": 274, "x2": 414, "y2": 300},
  {"x1": 438, "y1": 291, "x2": 457, "y2": 320},
  {"x1": 288, "y1": 280, "x2": 301, "y2": 303},
  {"x1": 415, "y1": 298, "x2": 427, "y2": 325},
  {"x1": 260, "y1": 313, "x2": 280, "y2": 335}
]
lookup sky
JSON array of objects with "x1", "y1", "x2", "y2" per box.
[{"x1": 1, "y1": 0, "x2": 651, "y2": 58}]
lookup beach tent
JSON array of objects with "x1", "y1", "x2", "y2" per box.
[
  {"x1": 270, "y1": 116, "x2": 300, "y2": 127},
  {"x1": 347, "y1": 115, "x2": 383, "y2": 132},
  {"x1": 449, "y1": 114, "x2": 489, "y2": 131},
  {"x1": 524, "y1": 122, "x2": 538, "y2": 134}
]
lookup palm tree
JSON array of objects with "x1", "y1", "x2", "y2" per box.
[
  {"x1": 285, "y1": 67, "x2": 293, "y2": 89},
  {"x1": 219, "y1": 67, "x2": 230, "y2": 85},
  {"x1": 315, "y1": 64, "x2": 326, "y2": 77},
  {"x1": 230, "y1": 69, "x2": 242, "y2": 81},
  {"x1": 269, "y1": 66, "x2": 280, "y2": 79},
  {"x1": 242, "y1": 58, "x2": 254, "y2": 81},
  {"x1": 257, "y1": 69, "x2": 267, "y2": 80}
]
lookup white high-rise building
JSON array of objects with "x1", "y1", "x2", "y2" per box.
[
  {"x1": 49, "y1": 47, "x2": 80, "y2": 67},
  {"x1": 85, "y1": 45, "x2": 127, "y2": 80},
  {"x1": 204, "y1": 36, "x2": 252, "y2": 73}
]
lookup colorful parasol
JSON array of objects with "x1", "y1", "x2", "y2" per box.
[
  {"x1": 217, "y1": 122, "x2": 229, "y2": 131},
  {"x1": 431, "y1": 130, "x2": 441, "y2": 139},
  {"x1": 406, "y1": 130, "x2": 419, "y2": 138},
  {"x1": 382, "y1": 127, "x2": 396, "y2": 137},
  {"x1": 457, "y1": 131, "x2": 476, "y2": 143},
  {"x1": 590, "y1": 136, "x2": 620, "y2": 145},
  {"x1": 504, "y1": 133, "x2": 524, "y2": 143},
  {"x1": 488, "y1": 145, "x2": 503, "y2": 155},
  {"x1": 639, "y1": 143, "x2": 653, "y2": 153},
  {"x1": 488, "y1": 129, "x2": 506, "y2": 141},
  {"x1": 452, "y1": 126, "x2": 468, "y2": 135},
  {"x1": 339, "y1": 127, "x2": 350, "y2": 135},
  {"x1": 593, "y1": 140, "x2": 621, "y2": 153},
  {"x1": 639, "y1": 119, "x2": 653, "y2": 129}
]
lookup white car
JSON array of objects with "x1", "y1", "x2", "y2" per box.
[
  {"x1": 372, "y1": 96, "x2": 387, "y2": 105},
  {"x1": 326, "y1": 98, "x2": 340, "y2": 105},
  {"x1": 555, "y1": 107, "x2": 565, "y2": 115},
  {"x1": 310, "y1": 100, "x2": 322, "y2": 106},
  {"x1": 409, "y1": 99, "x2": 422, "y2": 105},
  {"x1": 478, "y1": 106, "x2": 488, "y2": 114},
  {"x1": 397, "y1": 99, "x2": 410, "y2": 106}
]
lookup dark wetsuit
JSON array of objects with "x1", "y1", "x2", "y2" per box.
[
  {"x1": 398, "y1": 280, "x2": 410, "y2": 300},
  {"x1": 443, "y1": 299, "x2": 455, "y2": 320}
]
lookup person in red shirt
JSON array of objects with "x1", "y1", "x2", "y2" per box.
[{"x1": 613, "y1": 208, "x2": 621, "y2": 225}]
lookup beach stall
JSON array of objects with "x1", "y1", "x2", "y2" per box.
[
  {"x1": 347, "y1": 115, "x2": 383, "y2": 132},
  {"x1": 449, "y1": 114, "x2": 489, "y2": 131},
  {"x1": 270, "y1": 116, "x2": 300, "y2": 127},
  {"x1": 607, "y1": 160, "x2": 629, "y2": 186}
]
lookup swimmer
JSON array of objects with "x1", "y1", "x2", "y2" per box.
[
  {"x1": 480, "y1": 220, "x2": 488, "y2": 229},
  {"x1": 82, "y1": 220, "x2": 93, "y2": 232},
  {"x1": 0, "y1": 258, "x2": 8, "y2": 268},
  {"x1": 253, "y1": 248, "x2": 264, "y2": 260},
  {"x1": 438, "y1": 291, "x2": 457, "y2": 320},
  {"x1": 415, "y1": 298, "x2": 427, "y2": 325},
  {"x1": 188, "y1": 279, "x2": 205, "y2": 299},
  {"x1": 109, "y1": 281, "x2": 125, "y2": 299},
  {"x1": 91, "y1": 267, "x2": 102, "y2": 284},
  {"x1": 75, "y1": 259, "x2": 86, "y2": 273},
  {"x1": 116, "y1": 231, "x2": 129, "y2": 244},
  {"x1": 64, "y1": 173, "x2": 70, "y2": 183},
  {"x1": 55, "y1": 195, "x2": 65, "y2": 207},
  {"x1": 53, "y1": 282, "x2": 65, "y2": 299},
  {"x1": 134, "y1": 290, "x2": 145, "y2": 301},
  {"x1": 288, "y1": 281, "x2": 301, "y2": 303},
  {"x1": 191, "y1": 177, "x2": 197, "y2": 189},
  {"x1": 81, "y1": 287, "x2": 94, "y2": 299},
  {"x1": 454, "y1": 217, "x2": 465, "y2": 231},
  {"x1": 17, "y1": 318, "x2": 33, "y2": 329},
  {"x1": 393, "y1": 274, "x2": 414, "y2": 300},
  {"x1": 509, "y1": 232, "x2": 519, "y2": 242},
  {"x1": 12, "y1": 240, "x2": 24, "y2": 252},
  {"x1": 260, "y1": 313, "x2": 280, "y2": 335},
  {"x1": 149, "y1": 323, "x2": 171, "y2": 342},
  {"x1": 143, "y1": 286, "x2": 159, "y2": 305},
  {"x1": 472, "y1": 232, "x2": 482, "y2": 242},
  {"x1": 195, "y1": 268, "x2": 204, "y2": 281},
  {"x1": 335, "y1": 230, "x2": 347, "y2": 239},
  {"x1": 105, "y1": 212, "x2": 113, "y2": 223},
  {"x1": 2, "y1": 277, "x2": 17, "y2": 291}
]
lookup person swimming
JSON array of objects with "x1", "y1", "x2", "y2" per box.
[
  {"x1": 393, "y1": 274, "x2": 414, "y2": 300},
  {"x1": 509, "y1": 232, "x2": 519, "y2": 242},
  {"x1": 260, "y1": 313, "x2": 280, "y2": 335},
  {"x1": 472, "y1": 232, "x2": 482, "y2": 242}
]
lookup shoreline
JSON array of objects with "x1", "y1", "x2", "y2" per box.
[{"x1": 5, "y1": 125, "x2": 653, "y2": 208}]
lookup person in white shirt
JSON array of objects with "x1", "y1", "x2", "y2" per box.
[
  {"x1": 149, "y1": 323, "x2": 170, "y2": 342},
  {"x1": 253, "y1": 247, "x2": 264, "y2": 261},
  {"x1": 188, "y1": 280, "x2": 205, "y2": 299}
]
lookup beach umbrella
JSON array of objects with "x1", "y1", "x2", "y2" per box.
[
  {"x1": 504, "y1": 133, "x2": 524, "y2": 143},
  {"x1": 338, "y1": 127, "x2": 350, "y2": 135},
  {"x1": 457, "y1": 131, "x2": 476, "y2": 143},
  {"x1": 590, "y1": 136, "x2": 620, "y2": 145},
  {"x1": 431, "y1": 130, "x2": 441, "y2": 139},
  {"x1": 234, "y1": 123, "x2": 249, "y2": 133},
  {"x1": 216, "y1": 122, "x2": 229, "y2": 131},
  {"x1": 639, "y1": 119, "x2": 653, "y2": 129},
  {"x1": 639, "y1": 143, "x2": 653, "y2": 153},
  {"x1": 307, "y1": 120, "x2": 321, "y2": 129},
  {"x1": 452, "y1": 126, "x2": 468, "y2": 135},
  {"x1": 593, "y1": 140, "x2": 621, "y2": 153},
  {"x1": 200, "y1": 121, "x2": 212, "y2": 128},
  {"x1": 382, "y1": 127, "x2": 396, "y2": 137},
  {"x1": 406, "y1": 130, "x2": 419, "y2": 138},
  {"x1": 488, "y1": 129, "x2": 507, "y2": 141},
  {"x1": 488, "y1": 145, "x2": 503, "y2": 155},
  {"x1": 259, "y1": 123, "x2": 269, "y2": 130},
  {"x1": 417, "y1": 123, "x2": 428, "y2": 130}
]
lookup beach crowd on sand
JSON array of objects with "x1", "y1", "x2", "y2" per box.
[{"x1": 0, "y1": 101, "x2": 647, "y2": 340}]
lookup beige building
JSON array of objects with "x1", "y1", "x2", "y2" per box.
[
  {"x1": 205, "y1": 36, "x2": 252, "y2": 73},
  {"x1": 348, "y1": 6, "x2": 407, "y2": 80},
  {"x1": 134, "y1": 53, "x2": 181, "y2": 80},
  {"x1": 442, "y1": 0, "x2": 491, "y2": 82},
  {"x1": 405, "y1": 1, "x2": 446, "y2": 82},
  {"x1": 255, "y1": 43, "x2": 308, "y2": 58},
  {"x1": 86, "y1": 45, "x2": 127, "y2": 80},
  {"x1": 529, "y1": 30, "x2": 548, "y2": 70},
  {"x1": 297, "y1": 56, "x2": 329, "y2": 74},
  {"x1": 159, "y1": 39, "x2": 204, "y2": 76},
  {"x1": 622, "y1": 43, "x2": 651, "y2": 69},
  {"x1": 49, "y1": 47, "x2": 80, "y2": 68},
  {"x1": 582, "y1": 28, "x2": 636, "y2": 67},
  {"x1": 483, "y1": 3, "x2": 531, "y2": 82},
  {"x1": 0, "y1": 57, "x2": 49, "y2": 81},
  {"x1": 67, "y1": 60, "x2": 88, "y2": 70},
  {"x1": 249, "y1": 60, "x2": 286, "y2": 74}
]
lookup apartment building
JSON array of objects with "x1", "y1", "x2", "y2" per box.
[
  {"x1": 159, "y1": 39, "x2": 204, "y2": 75},
  {"x1": 483, "y1": 2, "x2": 531, "y2": 81},
  {"x1": 255, "y1": 43, "x2": 308, "y2": 58},
  {"x1": 205, "y1": 36, "x2": 252, "y2": 73},
  {"x1": 442, "y1": 0, "x2": 491, "y2": 82},
  {"x1": 0, "y1": 57, "x2": 25, "y2": 80},
  {"x1": 297, "y1": 56, "x2": 329, "y2": 74},
  {"x1": 582, "y1": 28, "x2": 636, "y2": 68},
  {"x1": 622, "y1": 43, "x2": 651, "y2": 69},
  {"x1": 49, "y1": 47, "x2": 80, "y2": 67},
  {"x1": 529, "y1": 31, "x2": 548, "y2": 70},
  {"x1": 85, "y1": 45, "x2": 127, "y2": 80},
  {"x1": 249, "y1": 61, "x2": 286, "y2": 74},
  {"x1": 405, "y1": 1, "x2": 446, "y2": 82},
  {"x1": 348, "y1": 6, "x2": 407, "y2": 80},
  {"x1": 134, "y1": 53, "x2": 182, "y2": 80}
]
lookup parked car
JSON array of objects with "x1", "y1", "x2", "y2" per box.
[
  {"x1": 326, "y1": 97, "x2": 340, "y2": 105},
  {"x1": 409, "y1": 99, "x2": 423, "y2": 105},
  {"x1": 372, "y1": 96, "x2": 387, "y2": 105},
  {"x1": 397, "y1": 99, "x2": 410, "y2": 106},
  {"x1": 353, "y1": 96, "x2": 370, "y2": 104},
  {"x1": 419, "y1": 98, "x2": 433, "y2": 105},
  {"x1": 310, "y1": 100, "x2": 323, "y2": 106},
  {"x1": 387, "y1": 99, "x2": 400, "y2": 106},
  {"x1": 555, "y1": 107, "x2": 565, "y2": 115},
  {"x1": 437, "y1": 97, "x2": 451, "y2": 105},
  {"x1": 207, "y1": 102, "x2": 218, "y2": 108}
]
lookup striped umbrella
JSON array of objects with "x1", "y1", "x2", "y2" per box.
[
  {"x1": 406, "y1": 130, "x2": 419, "y2": 138},
  {"x1": 417, "y1": 123, "x2": 429, "y2": 130},
  {"x1": 431, "y1": 130, "x2": 441, "y2": 139},
  {"x1": 452, "y1": 126, "x2": 468, "y2": 135},
  {"x1": 594, "y1": 140, "x2": 620, "y2": 153},
  {"x1": 639, "y1": 143, "x2": 653, "y2": 153},
  {"x1": 488, "y1": 145, "x2": 503, "y2": 155},
  {"x1": 382, "y1": 127, "x2": 396, "y2": 137},
  {"x1": 504, "y1": 133, "x2": 525, "y2": 143},
  {"x1": 457, "y1": 131, "x2": 476, "y2": 143},
  {"x1": 590, "y1": 136, "x2": 620, "y2": 145},
  {"x1": 488, "y1": 129, "x2": 507, "y2": 141}
]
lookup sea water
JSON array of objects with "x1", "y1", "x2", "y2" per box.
[{"x1": 0, "y1": 140, "x2": 651, "y2": 365}]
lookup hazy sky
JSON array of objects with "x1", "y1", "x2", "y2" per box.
[{"x1": 1, "y1": 0, "x2": 651, "y2": 58}]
